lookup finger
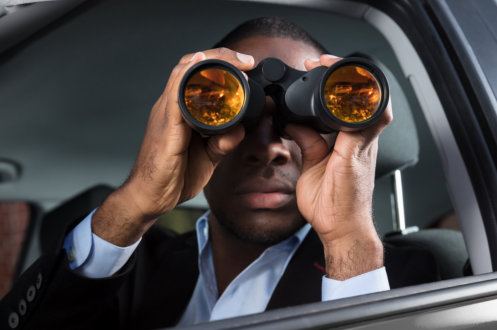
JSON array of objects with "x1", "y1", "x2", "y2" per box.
[
  {"x1": 356, "y1": 97, "x2": 394, "y2": 143},
  {"x1": 338, "y1": 95, "x2": 394, "y2": 148},
  {"x1": 319, "y1": 54, "x2": 343, "y2": 67},
  {"x1": 149, "y1": 51, "x2": 207, "y2": 121},
  {"x1": 304, "y1": 58, "x2": 322, "y2": 71},
  {"x1": 165, "y1": 52, "x2": 206, "y2": 96},
  {"x1": 285, "y1": 123, "x2": 330, "y2": 173},
  {"x1": 204, "y1": 125, "x2": 245, "y2": 165},
  {"x1": 331, "y1": 98, "x2": 393, "y2": 161},
  {"x1": 140, "y1": 53, "x2": 207, "y2": 161},
  {"x1": 179, "y1": 52, "x2": 203, "y2": 64},
  {"x1": 305, "y1": 54, "x2": 343, "y2": 71},
  {"x1": 151, "y1": 63, "x2": 185, "y2": 115},
  {"x1": 179, "y1": 47, "x2": 255, "y2": 71},
  {"x1": 160, "y1": 52, "x2": 207, "y2": 128},
  {"x1": 204, "y1": 48, "x2": 255, "y2": 71}
]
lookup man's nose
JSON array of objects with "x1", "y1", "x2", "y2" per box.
[{"x1": 242, "y1": 99, "x2": 291, "y2": 166}]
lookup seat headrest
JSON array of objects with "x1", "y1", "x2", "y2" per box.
[
  {"x1": 40, "y1": 184, "x2": 114, "y2": 253},
  {"x1": 375, "y1": 61, "x2": 419, "y2": 179}
]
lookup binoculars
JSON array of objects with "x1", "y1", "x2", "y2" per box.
[{"x1": 178, "y1": 57, "x2": 389, "y2": 135}]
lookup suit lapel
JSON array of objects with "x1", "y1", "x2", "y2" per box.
[{"x1": 266, "y1": 230, "x2": 325, "y2": 310}]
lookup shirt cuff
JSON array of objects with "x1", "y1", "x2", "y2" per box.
[
  {"x1": 62, "y1": 209, "x2": 141, "y2": 278},
  {"x1": 321, "y1": 267, "x2": 390, "y2": 301}
]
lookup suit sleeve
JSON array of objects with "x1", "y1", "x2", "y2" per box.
[
  {"x1": 0, "y1": 238, "x2": 138, "y2": 330},
  {"x1": 0, "y1": 216, "x2": 197, "y2": 330},
  {"x1": 0, "y1": 212, "x2": 138, "y2": 330}
]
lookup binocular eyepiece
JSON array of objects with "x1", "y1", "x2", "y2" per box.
[{"x1": 178, "y1": 56, "x2": 389, "y2": 135}]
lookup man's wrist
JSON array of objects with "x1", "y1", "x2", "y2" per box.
[
  {"x1": 322, "y1": 231, "x2": 384, "y2": 281},
  {"x1": 91, "y1": 188, "x2": 158, "y2": 247}
]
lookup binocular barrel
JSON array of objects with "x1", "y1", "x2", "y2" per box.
[{"x1": 178, "y1": 57, "x2": 389, "y2": 135}]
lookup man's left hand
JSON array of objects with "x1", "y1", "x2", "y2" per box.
[{"x1": 285, "y1": 54, "x2": 393, "y2": 280}]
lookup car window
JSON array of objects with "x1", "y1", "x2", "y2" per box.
[{"x1": 2, "y1": 0, "x2": 485, "y2": 328}]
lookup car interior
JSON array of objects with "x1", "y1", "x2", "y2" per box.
[{"x1": 1, "y1": 0, "x2": 491, "y2": 328}]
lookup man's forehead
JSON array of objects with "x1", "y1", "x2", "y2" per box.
[{"x1": 230, "y1": 36, "x2": 322, "y2": 71}]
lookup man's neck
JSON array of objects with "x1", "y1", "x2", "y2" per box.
[{"x1": 208, "y1": 214, "x2": 269, "y2": 297}]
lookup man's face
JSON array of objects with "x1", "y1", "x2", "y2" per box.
[{"x1": 204, "y1": 36, "x2": 323, "y2": 244}]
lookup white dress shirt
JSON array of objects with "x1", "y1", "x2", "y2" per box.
[{"x1": 63, "y1": 210, "x2": 390, "y2": 325}]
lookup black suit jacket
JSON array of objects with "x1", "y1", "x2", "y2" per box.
[{"x1": 0, "y1": 223, "x2": 439, "y2": 330}]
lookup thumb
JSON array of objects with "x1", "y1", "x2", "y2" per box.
[
  {"x1": 205, "y1": 125, "x2": 245, "y2": 165},
  {"x1": 285, "y1": 123, "x2": 330, "y2": 172}
]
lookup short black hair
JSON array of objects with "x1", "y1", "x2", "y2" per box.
[{"x1": 214, "y1": 16, "x2": 328, "y2": 54}]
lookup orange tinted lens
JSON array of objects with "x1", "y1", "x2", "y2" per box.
[
  {"x1": 183, "y1": 68, "x2": 245, "y2": 126},
  {"x1": 323, "y1": 65, "x2": 381, "y2": 123}
]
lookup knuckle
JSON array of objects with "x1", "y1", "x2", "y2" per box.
[
  {"x1": 383, "y1": 110, "x2": 393, "y2": 125},
  {"x1": 215, "y1": 47, "x2": 234, "y2": 58},
  {"x1": 171, "y1": 63, "x2": 184, "y2": 77},
  {"x1": 171, "y1": 66, "x2": 180, "y2": 76},
  {"x1": 179, "y1": 53, "x2": 194, "y2": 63},
  {"x1": 207, "y1": 137, "x2": 224, "y2": 156},
  {"x1": 217, "y1": 47, "x2": 230, "y2": 54}
]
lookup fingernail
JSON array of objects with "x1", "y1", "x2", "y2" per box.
[
  {"x1": 236, "y1": 52, "x2": 254, "y2": 64},
  {"x1": 324, "y1": 54, "x2": 339, "y2": 59},
  {"x1": 308, "y1": 58, "x2": 320, "y2": 62}
]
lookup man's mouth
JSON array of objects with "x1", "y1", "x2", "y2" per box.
[
  {"x1": 239, "y1": 192, "x2": 294, "y2": 209},
  {"x1": 235, "y1": 179, "x2": 295, "y2": 209}
]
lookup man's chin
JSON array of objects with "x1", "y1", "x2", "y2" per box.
[
  {"x1": 214, "y1": 208, "x2": 307, "y2": 246},
  {"x1": 226, "y1": 225, "x2": 298, "y2": 245}
]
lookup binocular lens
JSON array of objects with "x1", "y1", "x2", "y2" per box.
[
  {"x1": 323, "y1": 65, "x2": 382, "y2": 123},
  {"x1": 183, "y1": 67, "x2": 246, "y2": 126}
]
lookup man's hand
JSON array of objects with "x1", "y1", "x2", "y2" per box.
[
  {"x1": 286, "y1": 54, "x2": 393, "y2": 280},
  {"x1": 92, "y1": 48, "x2": 255, "y2": 246}
]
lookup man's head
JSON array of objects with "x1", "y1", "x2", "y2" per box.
[
  {"x1": 204, "y1": 17, "x2": 330, "y2": 245},
  {"x1": 213, "y1": 16, "x2": 328, "y2": 55}
]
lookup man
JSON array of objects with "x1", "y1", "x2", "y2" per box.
[{"x1": 2, "y1": 17, "x2": 434, "y2": 330}]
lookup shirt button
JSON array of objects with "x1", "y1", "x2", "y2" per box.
[
  {"x1": 67, "y1": 250, "x2": 76, "y2": 262},
  {"x1": 26, "y1": 285, "x2": 36, "y2": 302},
  {"x1": 8, "y1": 312, "x2": 19, "y2": 329},
  {"x1": 18, "y1": 299, "x2": 27, "y2": 316},
  {"x1": 35, "y1": 273, "x2": 42, "y2": 290}
]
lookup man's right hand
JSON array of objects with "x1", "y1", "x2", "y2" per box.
[{"x1": 91, "y1": 48, "x2": 255, "y2": 247}]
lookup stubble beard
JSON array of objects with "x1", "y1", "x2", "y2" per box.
[{"x1": 211, "y1": 208, "x2": 307, "y2": 246}]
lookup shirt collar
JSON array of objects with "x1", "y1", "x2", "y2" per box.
[{"x1": 195, "y1": 210, "x2": 211, "y2": 253}]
